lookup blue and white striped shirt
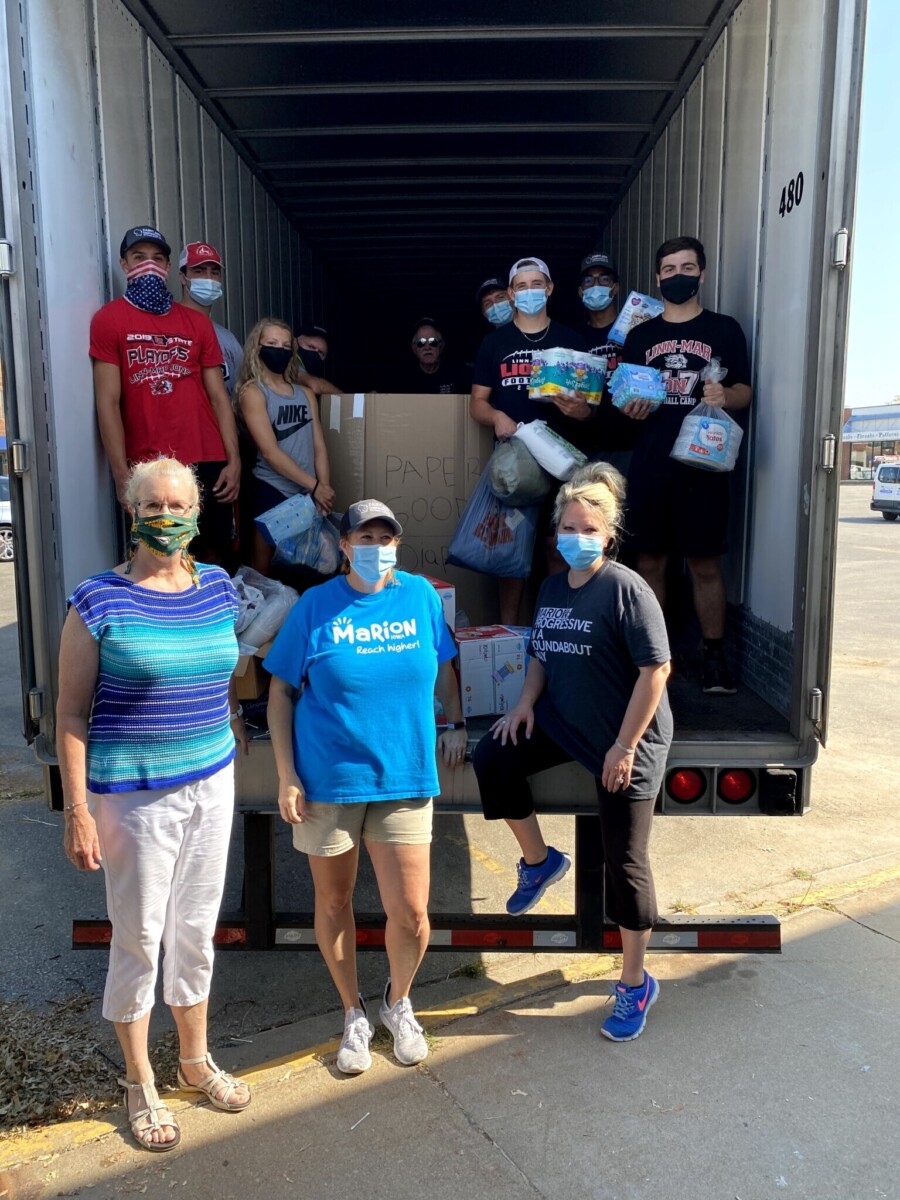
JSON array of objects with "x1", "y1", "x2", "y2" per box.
[{"x1": 68, "y1": 566, "x2": 239, "y2": 793}]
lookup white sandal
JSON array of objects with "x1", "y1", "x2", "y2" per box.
[
  {"x1": 176, "y1": 1053, "x2": 251, "y2": 1112},
  {"x1": 117, "y1": 1076, "x2": 181, "y2": 1153}
]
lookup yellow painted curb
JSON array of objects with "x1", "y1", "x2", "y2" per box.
[
  {"x1": 779, "y1": 863, "x2": 900, "y2": 910},
  {"x1": 0, "y1": 954, "x2": 615, "y2": 1171}
]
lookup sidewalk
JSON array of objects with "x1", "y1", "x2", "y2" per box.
[{"x1": 3, "y1": 874, "x2": 897, "y2": 1200}]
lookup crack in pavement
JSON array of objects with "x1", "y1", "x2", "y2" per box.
[{"x1": 833, "y1": 907, "x2": 900, "y2": 945}]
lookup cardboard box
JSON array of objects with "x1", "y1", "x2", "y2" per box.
[
  {"x1": 456, "y1": 625, "x2": 530, "y2": 717},
  {"x1": 422, "y1": 574, "x2": 456, "y2": 631},
  {"x1": 234, "y1": 640, "x2": 273, "y2": 701},
  {"x1": 321, "y1": 393, "x2": 496, "y2": 625}
]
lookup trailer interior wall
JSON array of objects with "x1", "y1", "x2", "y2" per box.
[
  {"x1": 602, "y1": 0, "x2": 856, "y2": 729},
  {"x1": 0, "y1": 0, "x2": 330, "y2": 752}
]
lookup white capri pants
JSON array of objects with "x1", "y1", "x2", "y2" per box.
[{"x1": 90, "y1": 761, "x2": 234, "y2": 1023}]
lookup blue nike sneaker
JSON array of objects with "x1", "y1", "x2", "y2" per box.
[
  {"x1": 600, "y1": 972, "x2": 659, "y2": 1041},
  {"x1": 506, "y1": 846, "x2": 571, "y2": 915}
]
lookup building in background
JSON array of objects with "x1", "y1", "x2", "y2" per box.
[{"x1": 841, "y1": 401, "x2": 900, "y2": 479}]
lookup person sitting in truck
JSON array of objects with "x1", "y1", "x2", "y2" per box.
[
  {"x1": 616, "y1": 235, "x2": 752, "y2": 694},
  {"x1": 387, "y1": 318, "x2": 472, "y2": 394},
  {"x1": 472, "y1": 462, "x2": 672, "y2": 1043},
  {"x1": 292, "y1": 323, "x2": 343, "y2": 397},
  {"x1": 57, "y1": 457, "x2": 252, "y2": 1153},
  {"x1": 469, "y1": 257, "x2": 592, "y2": 622},
  {"x1": 264, "y1": 500, "x2": 467, "y2": 1075},
  {"x1": 177, "y1": 241, "x2": 243, "y2": 401},
  {"x1": 235, "y1": 317, "x2": 334, "y2": 575},
  {"x1": 90, "y1": 226, "x2": 242, "y2": 567},
  {"x1": 577, "y1": 251, "x2": 637, "y2": 477}
]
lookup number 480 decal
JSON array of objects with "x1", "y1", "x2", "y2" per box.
[{"x1": 779, "y1": 171, "x2": 804, "y2": 218}]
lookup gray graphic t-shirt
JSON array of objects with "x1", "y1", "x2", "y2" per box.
[
  {"x1": 252, "y1": 380, "x2": 316, "y2": 497},
  {"x1": 529, "y1": 560, "x2": 673, "y2": 796}
]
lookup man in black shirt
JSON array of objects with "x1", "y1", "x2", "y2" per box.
[
  {"x1": 390, "y1": 318, "x2": 472, "y2": 394},
  {"x1": 577, "y1": 252, "x2": 637, "y2": 474},
  {"x1": 619, "y1": 236, "x2": 751, "y2": 694},
  {"x1": 470, "y1": 257, "x2": 590, "y2": 621},
  {"x1": 476, "y1": 275, "x2": 514, "y2": 329}
]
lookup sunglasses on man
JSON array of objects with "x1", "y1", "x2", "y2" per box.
[{"x1": 413, "y1": 336, "x2": 443, "y2": 347}]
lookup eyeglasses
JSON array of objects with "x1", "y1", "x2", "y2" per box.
[
  {"x1": 414, "y1": 336, "x2": 443, "y2": 347},
  {"x1": 137, "y1": 501, "x2": 194, "y2": 517},
  {"x1": 581, "y1": 274, "x2": 615, "y2": 287}
]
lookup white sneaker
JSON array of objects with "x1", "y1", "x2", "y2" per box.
[
  {"x1": 336, "y1": 1000, "x2": 374, "y2": 1075},
  {"x1": 379, "y1": 980, "x2": 428, "y2": 1066}
]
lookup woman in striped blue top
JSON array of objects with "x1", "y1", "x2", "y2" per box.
[{"x1": 57, "y1": 458, "x2": 251, "y2": 1152}]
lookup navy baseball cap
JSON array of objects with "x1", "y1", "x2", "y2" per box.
[
  {"x1": 340, "y1": 500, "x2": 403, "y2": 537},
  {"x1": 580, "y1": 252, "x2": 618, "y2": 279},
  {"x1": 297, "y1": 323, "x2": 329, "y2": 339},
  {"x1": 120, "y1": 225, "x2": 171, "y2": 258},
  {"x1": 475, "y1": 276, "x2": 507, "y2": 303}
]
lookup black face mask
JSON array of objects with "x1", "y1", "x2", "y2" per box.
[
  {"x1": 659, "y1": 273, "x2": 701, "y2": 305},
  {"x1": 296, "y1": 350, "x2": 325, "y2": 377},
  {"x1": 259, "y1": 346, "x2": 294, "y2": 375}
]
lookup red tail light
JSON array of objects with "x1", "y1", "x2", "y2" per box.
[
  {"x1": 666, "y1": 768, "x2": 706, "y2": 802},
  {"x1": 717, "y1": 769, "x2": 756, "y2": 803}
]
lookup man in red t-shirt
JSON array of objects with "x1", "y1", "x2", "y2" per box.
[{"x1": 90, "y1": 225, "x2": 241, "y2": 563}]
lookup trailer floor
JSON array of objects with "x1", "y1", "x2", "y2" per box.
[{"x1": 667, "y1": 672, "x2": 791, "y2": 738}]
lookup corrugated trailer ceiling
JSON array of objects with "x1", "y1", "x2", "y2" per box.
[{"x1": 127, "y1": 0, "x2": 739, "y2": 308}]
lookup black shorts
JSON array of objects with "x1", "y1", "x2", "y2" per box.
[
  {"x1": 251, "y1": 476, "x2": 293, "y2": 520},
  {"x1": 626, "y1": 457, "x2": 729, "y2": 559},
  {"x1": 193, "y1": 461, "x2": 236, "y2": 565}
]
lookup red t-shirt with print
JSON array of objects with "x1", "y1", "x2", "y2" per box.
[{"x1": 89, "y1": 298, "x2": 226, "y2": 464}]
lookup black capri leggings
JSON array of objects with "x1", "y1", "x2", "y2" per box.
[{"x1": 472, "y1": 720, "x2": 658, "y2": 932}]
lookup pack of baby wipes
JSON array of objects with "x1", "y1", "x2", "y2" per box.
[{"x1": 607, "y1": 363, "x2": 667, "y2": 411}]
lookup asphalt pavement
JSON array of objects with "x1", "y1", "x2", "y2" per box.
[{"x1": 0, "y1": 483, "x2": 897, "y2": 1198}]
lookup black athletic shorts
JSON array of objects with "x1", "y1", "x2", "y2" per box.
[
  {"x1": 626, "y1": 456, "x2": 730, "y2": 559},
  {"x1": 193, "y1": 460, "x2": 236, "y2": 566}
]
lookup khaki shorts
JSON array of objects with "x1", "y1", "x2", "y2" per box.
[{"x1": 292, "y1": 798, "x2": 434, "y2": 857}]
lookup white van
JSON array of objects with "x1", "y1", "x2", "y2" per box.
[{"x1": 871, "y1": 463, "x2": 900, "y2": 521}]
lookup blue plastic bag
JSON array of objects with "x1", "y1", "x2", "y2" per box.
[
  {"x1": 273, "y1": 514, "x2": 341, "y2": 573},
  {"x1": 447, "y1": 469, "x2": 539, "y2": 579},
  {"x1": 254, "y1": 492, "x2": 316, "y2": 547}
]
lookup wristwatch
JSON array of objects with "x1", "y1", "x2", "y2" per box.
[
  {"x1": 443, "y1": 721, "x2": 467, "y2": 730},
  {"x1": 230, "y1": 704, "x2": 244, "y2": 721}
]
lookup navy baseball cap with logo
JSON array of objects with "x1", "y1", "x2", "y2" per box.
[
  {"x1": 580, "y1": 252, "x2": 618, "y2": 279},
  {"x1": 475, "y1": 276, "x2": 507, "y2": 304},
  {"x1": 340, "y1": 500, "x2": 403, "y2": 537},
  {"x1": 120, "y1": 226, "x2": 172, "y2": 258}
]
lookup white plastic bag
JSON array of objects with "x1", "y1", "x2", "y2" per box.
[
  {"x1": 513, "y1": 420, "x2": 587, "y2": 481},
  {"x1": 232, "y1": 566, "x2": 299, "y2": 650},
  {"x1": 670, "y1": 403, "x2": 744, "y2": 472},
  {"x1": 233, "y1": 577, "x2": 266, "y2": 635}
]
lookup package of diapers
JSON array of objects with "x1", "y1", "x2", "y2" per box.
[
  {"x1": 529, "y1": 347, "x2": 607, "y2": 405},
  {"x1": 607, "y1": 363, "x2": 667, "y2": 411},
  {"x1": 608, "y1": 291, "x2": 665, "y2": 345},
  {"x1": 513, "y1": 420, "x2": 588, "y2": 481},
  {"x1": 670, "y1": 403, "x2": 744, "y2": 472}
]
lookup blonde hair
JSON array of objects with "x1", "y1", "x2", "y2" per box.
[
  {"x1": 552, "y1": 461, "x2": 627, "y2": 546},
  {"x1": 124, "y1": 457, "x2": 200, "y2": 510},
  {"x1": 234, "y1": 317, "x2": 294, "y2": 410}
]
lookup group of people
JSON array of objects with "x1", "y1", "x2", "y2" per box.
[{"x1": 59, "y1": 222, "x2": 751, "y2": 1153}]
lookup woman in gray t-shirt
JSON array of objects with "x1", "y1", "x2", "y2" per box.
[
  {"x1": 473, "y1": 462, "x2": 673, "y2": 1044},
  {"x1": 236, "y1": 318, "x2": 334, "y2": 573}
]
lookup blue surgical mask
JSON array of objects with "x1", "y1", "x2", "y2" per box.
[
  {"x1": 514, "y1": 288, "x2": 547, "y2": 316},
  {"x1": 582, "y1": 286, "x2": 614, "y2": 312},
  {"x1": 557, "y1": 533, "x2": 605, "y2": 570},
  {"x1": 485, "y1": 299, "x2": 514, "y2": 326},
  {"x1": 351, "y1": 544, "x2": 397, "y2": 583},
  {"x1": 188, "y1": 278, "x2": 223, "y2": 306}
]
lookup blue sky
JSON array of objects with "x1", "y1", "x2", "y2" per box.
[{"x1": 844, "y1": 0, "x2": 897, "y2": 409}]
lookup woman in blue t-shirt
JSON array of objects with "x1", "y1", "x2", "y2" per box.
[
  {"x1": 58, "y1": 458, "x2": 251, "y2": 1153},
  {"x1": 265, "y1": 500, "x2": 467, "y2": 1074}
]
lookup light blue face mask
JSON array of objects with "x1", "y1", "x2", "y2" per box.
[
  {"x1": 485, "y1": 299, "x2": 514, "y2": 326},
  {"x1": 582, "y1": 285, "x2": 614, "y2": 312},
  {"x1": 188, "y1": 278, "x2": 223, "y2": 306},
  {"x1": 351, "y1": 544, "x2": 397, "y2": 583},
  {"x1": 514, "y1": 288, "x2": 548, "y2": 316},
  {"x1": 557, "y1": 533, "x2": 605, "y2": 570}
]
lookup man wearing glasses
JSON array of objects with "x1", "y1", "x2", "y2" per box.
[
  {"x1": 391, "y1": 318, "x2": 471, "y2": 394},
  {"x1": 578, "y1": 252, "x2": 636, "y2": 474}
]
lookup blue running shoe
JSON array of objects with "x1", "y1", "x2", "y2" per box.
[
  {"x1": 600, "y1": 972, "x2": 659, "y2": 1041},
  {"x1": 506, "y1": 846, "x2": 571, "y2": 915}
]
